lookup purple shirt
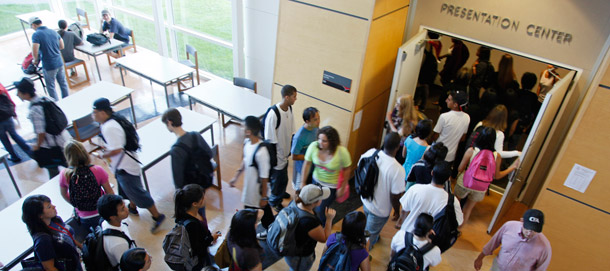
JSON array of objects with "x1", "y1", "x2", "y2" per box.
[
  {"x1": 326, "y1": 233, "x2": 368, "y2": 271},
  {"x1": 483, "y1": 221, "x2": 552, "y2": 271}
]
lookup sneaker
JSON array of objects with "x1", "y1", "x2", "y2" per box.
[
  {"x1": 256, "y1": 231, "x2": 268, "y2": 241},
  {"x1": 282, "y1": 192, "x2": 291, "y2": 199},
  {"x1": 271, "y1": 204, "x2": 284, "y2": 213},
  {"x1": 128, "y1": 205, "x2": 139, "y2": 216},
  {"x1": 151, "y1": 214, "x2": 166, "y2": 233},
  {"x1": 8, "y1": 156, "x2": 22, "y2": 163}
]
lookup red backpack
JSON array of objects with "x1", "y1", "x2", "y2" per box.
[{"x1": 463, "y1": 149, "x2": 496, "y2": 191}]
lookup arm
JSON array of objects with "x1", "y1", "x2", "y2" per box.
[
  {"x1": 308, "y1": 208, "x2": 336, "y2": 242},
  {"x1": 386, "y1": 109, "x2": 398, "y2": 132},
  {"x1": 34, "y1": 133, "x2": 46, "y2": 150},
  {"x1": 476, "y1": 223, "x2": 508, "y2": 270},
  {"x1": 300, "y1": 160, "x2": 312, "y2": 189},
  {"x1": 32, "y1": 43, "x2": 40, "y2": 64},
  {"x1": 458, "y1": 148, "x2": 474, "y2": 172},
  {"x1": 229, "y1": 162, "x2": 245, "y2": 187},
  {"x1": 41, "y1": 260, "x2": 59, "y2": 271},
  {"x1": 495, "y1": 131, "x2": 520, "y2": 158},
  {"x1": 59, "y1": 38, "x2": 64, "y2": 50},
  {"x1": 390, "y1": 192, "x2": 403, "y2": 219},
  {"x1": 292, "y1": 154, "x2": 305, "y2": 161},
  {"x1": 250, "y1": 263, "x2": 263, "y2": 271},
  {"x1": 359, "y1": 255, "x2": 371, "y2": 271},
  {"x1": 170, "y1": 146, "x2": 189, "y2": 189},
  {"x1": 431, "y1": 132, "x2": 439, "y2": 142},
  {"x1": 60, "y1": 186, "x2": 70, "y2": 203},
  {"x1": 395, "y1": 209, "x2": 409, "y2": 229},
  {"x1": 494, "y1": 155, "x2": 520, "y2": 179},
  {"x1": 101, "y1": 182, "x2": 115, "y2": 195}
]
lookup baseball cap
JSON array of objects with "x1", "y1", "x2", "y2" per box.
[
  {"x1": 450, "y1": 90, "x2": 469, "y2": 108},
  {"x1": 523, "y1": 209, "x2": 544, "y2": 232},
  {"x1": 299, "y1": 184, "x2": 331, "y2": 205},
  {"x1": 101, "y1": 9, "x2": 110, "y2": 16},
  {"x1": 93, "y1": 98, "x2": 112, "y2": 111},
  {"x1": 13, "y1": 77, "x2": 36, "y2": 95},
  {"x1": 28, "y1": 16, "x2": 42, "y2": 25}
]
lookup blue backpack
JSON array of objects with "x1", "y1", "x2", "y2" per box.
[{"x1": 318, "y1": 233, "x2": 352, "y2": 271}]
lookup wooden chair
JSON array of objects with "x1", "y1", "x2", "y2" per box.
[
  {"x1": 233, "y1": 77, "x2": 257, "y2": 94},
  {"x1": 64, "y1": 59, "x2": 90, "y2": 88},
  {"x1": 76, "y1": 8, "x2": 90, "y2": 30},
  {"x1": 177, "y1": 44, "x2": 199, "y2": 92},
  {"x1": 67, "y1": 115, "x2": 100, "y2": 143},
  {"x1": 211, "y1": 144, "x2": 222, "y2": 190},
  {"x1": 107, "y1": 30, "x2": 136, "y2": 65}
]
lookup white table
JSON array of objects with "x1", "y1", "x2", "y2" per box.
[
  {"x1": 16, "y1": 10, "x2": 73, "y2": 46},
  {"x1": 75, "y1": 39, "x2": 124, "y2": 81},
  {"x1": 0, "y1": 149, "x2": 20, "y2": 198},
  {"x1": 56, "y1": 81, "x2": 137, "y2": 126},
  {"x1": 0, "y1": 66, "x2": 46, "y2": 93},
  {"x1": 137, "y1": 107, "x2": 216, "y2": 191},
  {"x1": 0, "y1": 177, "x2": 72, "y2": 270},
  {"x1": 184, "y1": 78, "x2": 271, "y2": 122},
  {"x1": 115, "y1": 52, "x2": 194, "y2": 108}
]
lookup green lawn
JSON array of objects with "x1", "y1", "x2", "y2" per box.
[{"x1": 0, "y1": 3, "x2": 51, "y2": 36}]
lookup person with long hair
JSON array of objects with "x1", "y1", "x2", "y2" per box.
[
  {"x1": 22, "y1": 195, "x2": 82, "y2": 271},
  {"x1": 174, "y1": 184, "x2": 221, "y2": 270},
  {"x1": 496, "y1": 54, "x2": 518, "y2": 94},
  {"x1": 475, "y1": 105, "x2": 521, "y2": 159},
  {"x1": 321, "y1": 211, "x2": 371, "y2": 271},
  {"x1": 59, "y1": 140, "x2": 114, "y2": 242},
  {"x1": 469, "y1": 46, "x2": 495, "y2": 104},
  {"x1": 402, "y1": 119, "x2": 432, "y2": 191},
  {"x1": 455, "y1": 127, "x2": 520, "y2": 225},
  {"x1": 226, "y1": 209, "x2": 263, "y2": 271},
  {"x1": 300, "y1": 126, "x2": 351, "y2": 225},
  {"x1": 386, "y1": 94, "x2": 419, "y2": 137}
]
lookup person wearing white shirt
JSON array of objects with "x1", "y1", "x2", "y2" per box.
[
  {"x1": 359, "y1": 132, "x2": 406, "y2": 250},
  {"x1": 432, "y1": 90, "x2": 470, "y2": 163},
  {"x1": 97, "y1": 194, "x2": 136, "y2": 269},
  {"x1": 391, "y1": 213, "x2": 442, "y2": 270}
]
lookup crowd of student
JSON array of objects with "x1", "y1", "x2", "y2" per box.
[{"x1": 5, "y1": 25, "x2": 556, "y2": 271}]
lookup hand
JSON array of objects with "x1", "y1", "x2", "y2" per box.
[
  {"x1": 336, "y1": 187, "x2": 345, "y2": 199},
  {"x1": 212, "y1": 231, "x2": 221, "y2": 244},
  {"x1": 259, "y1": 198, "x2": 268, "y2": 208},
  {"x1": 31, "y1": 144, "x2": 40, "y2": 151},
  {"x1": 229, "y1": 176, "x2": 238, "y2": 187},
  {"x1": 91, "y1": 151, "x2": 102, "y2": 159},
  {"x1": 395, "y1": 218, "x2": 404, "y2": 229},
  {"x1": 474, "y1": 256, "x2": 483, "y2": 270},
  {"x1": 325, "y1": 207, "x2": 336, "y2": 220}
]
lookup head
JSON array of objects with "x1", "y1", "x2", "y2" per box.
[
  {"x1": 504, "y1": 88, "x2": 519, "y2": 110},
  {"x1": 497, "y1": 54, "x2": 516, "y2": 89},
  {"x1": 431, "y1": 161, "x2": 451, "y2": 186},
  {"x1": 92, "y1": 98, "x2": 113, "y2": 123},
  {"x1": 97, "y1": 194, "x2": 128, "y2": 223},
  {"x1": 63, "y1": 140, "x2": 91, "y2": 180},
  {"x1": 281, "y1": 85, "x2": 297, "y2": 106},
  {"x1": 102, "y1": 10, "x2": 112, "y2": 22},
  {"x1": 397, "y1": 95, "x2": 417, "y2": 120},
  {"x1": 302, "y1": 107, "x2": 320, "y2": 129},
  {"x1": 161, "y1": 108, "x2": 183, "y2": 132},
  {"x1": 413, "y1": 213, "x2": 434, "y2": 238},
  {"x1": 15, "y1": 77, "x2": 37, "y2": 101},
  {"x1": 244, "y1": 115, "x2": 262, "y2": 138},
  {"x1": 120, "y1": 248, "x2": 152, "y2": 271},
  {"x1": 228, "y1": 209, "x2": 261, "y2": 249},
  {"x1": 427, "y1": 32, "x2": 440, "y2": 40},
  {"x1": 296, "y1": 184, "x2": 331, "y2": 207},
  {"x1": 447, "y1": 90, "x2": 468, "y2": 111},
  {"x1": 382, "y1": 132, "x2": 401, "y2": 155},
  {"x1": 480, "y1": 88, "x2": 499, "y2": 109},
  {"x1": 454, "y1": 67, "x2": 471, "y2": 86},
  {"x1": 29, "y1": 17, "x2": 42, "y2": 29},
  {"x1": 475, "y1": 127, "x2": 497, "y2": 151},
  {"x1": 341, "y1": 211, "x2": 367, "y2": 245},
  {"x1": 482, "y1": 105, "x2": 508, "y2": 131},
  {"x1": 174, "y1": 184, "x2": 205, "y2": 219},
  {"x1": 317, "y1": 126, "x2": 340, "y2": 154},
  {"x1": 423, "y1": 142, "x2": 448, "y2": 166},
  {"x1": 521, "y1": 209, "x2": 544, "y2": 239},
  {"x1": 521, "y1": 72, "x2": 538, "y2": 90},
  {"x1": 413, "y1": 119, "x2": 433, "y2": 140},
  {"x1": 58, "y1": 20, "x2": 68, "y2": 30},
  {"x1": 477, "y1": 46, "x2": 491, "y2": 61},
  {"x1": 22, "y1": 195, "x2": 55, "y2": 235}
]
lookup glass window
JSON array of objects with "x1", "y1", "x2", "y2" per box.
[
  {"x1": 113, "y1": 11, "x2": 157, "y2": 52},
  {"x1": 112, "y1": 0, "x2": 153, "y2": 16},
  {"x1": 172, "y1": 0, "x2": 231, "y2": 42},
  {"x1": 176, "y1": 31, "x2": 233, "y2": 79},
  {"x1": 0, "y1": 0, "x2": 51, "y2": 36},
  {"x1": 62, "y1": 0, "x2": 98, "y2": 30}
]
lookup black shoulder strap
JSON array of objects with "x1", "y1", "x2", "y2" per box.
[
  {"x1": 102, "y1": 229, "x2": 136, "y2": 248},
  {"x1": 272, "y1": 105, "x2": 281, "y2": 129},
  {"x1": 419, "y1": 242, "x2": 435, "y2": 254},
  {"x1": 373, "y1": 149, "x2": 381, "y2": 159}
]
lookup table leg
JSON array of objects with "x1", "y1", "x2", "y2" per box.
[
  {"x1": 2, "y1": 157, "x2": 21, "y2": 198},
  {"x1": 20, "y1": 20, "x2": 31, "y2": 46},
  {"x1": 164, "y1": 85, "x2": 170, "y2": 108},
  {"x1": 129, "y1": 94, "x2": 137, "y2": 128},
  {"x1": 141, "y1": 169, "x2": 150, "y2": 192},
  {"x1": 210, "y1": 125, "x2": 215, "y2": 146},
  {"x1": 119, "y1": 66, "x2": 126, "y2": 86},
  {"x1": 188, "y1": 96, "x2": 193, "y2": 110},
  {"x1": 94, "y1": 55, "x2": 102, "y2": 81},
  {"x1": 191, "y1": 72, "x2": 195, "y2": 88}
]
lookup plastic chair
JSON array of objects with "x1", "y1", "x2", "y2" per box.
[
  {"x1": 68, "y1": 115, "x2": 100, "y2": 142},
  {"x1": 178, "y1": 44, "x2": 200, "y2": 91},
  {"x1": 233, "y1": 77, "x2": 257, "y2": 94},
  {"x1": 76, "y1": 8, "x2": 90, "y2": 30},
  {"x1": 64, "y1": 59, "x2": 90, "y2": 88}
]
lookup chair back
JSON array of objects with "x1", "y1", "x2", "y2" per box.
[
  {"x1": 186, "y1": 44, "x2": 197, "y2": 59},
  {"x1": 71, "y1": 114, "x2": 100, "y2": 141},
  {"x1": 76, "y1": 8, "x2": 90, "y2": 30},
  {"x1": 233, "y1": 77, "x2": 257, "y2": 93}
]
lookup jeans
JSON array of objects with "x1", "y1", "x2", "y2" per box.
[
  {"x1": 363, "y1": 205, "x2": 389, "y2": 250},
  {"x1": 0, "y1": 119, "x2": 31, "y2": 159},
  {"x1": 312, "y1": 179, "x2": 336, "y2": 225},
  {"x1": 269, "y1": 164, "x2": 288, "y2": 207},
  {"x1": 69, "y1": 215, "x2": 101, "y2": 242},
  {"x1": 42, "y1": 67, "x2": 69, "y2": 100},
  {"x1": 116, "y1": 170, "x2": 155, "y2": 208},
  {"x1": 259, "y1": 239, "x2": 315, "y2": 271}
]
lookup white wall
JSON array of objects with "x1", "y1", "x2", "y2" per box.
[{"x1": 243, "y1": 0, "x2": 280, "y2": 99}]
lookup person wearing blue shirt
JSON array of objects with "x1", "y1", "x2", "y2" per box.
[
  {"x1": 101, "y1": 9, "x2": 131, "y2": 59},
  {"x1": 29, "y1": 17, "x2": 69, "y2": 100},
  {"x1": 290, "y1": 107, "x2": 320, "y2": 189}
]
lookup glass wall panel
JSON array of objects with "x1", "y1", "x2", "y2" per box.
[
  {"x1": 0, "y1": 0, "x2": 51, "y2": 36},
  {"x1": 176, "y1": 31, "x2": 233, "y2": 79},
  {"x1": 113, "y1": 11, "x2": 157, "y2": 52},
  {"x1": 62, "y1": 0, "x2": 98, "y2": 30},
  {"x1": 172, "y1": 0, "x2": 231, "y2": 42},
  {"x1": 112, "y1": 0, "x2": 153, "y2": 16}
]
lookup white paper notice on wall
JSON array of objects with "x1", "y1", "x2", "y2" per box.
[
  {"x1": 563, "y1": 164, "x2": 596, "y2": 193},
  {"x1": 353, "y1": 110, "x2": 362, "y2": 132}
]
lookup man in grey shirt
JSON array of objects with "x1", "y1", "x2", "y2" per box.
[{"x1": 57, "y1": 20, "x2": 83, "y2": 64}]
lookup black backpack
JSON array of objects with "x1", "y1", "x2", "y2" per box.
[
  {"x1": 318, "y1": 233, "x2": 352, "y2": 271},
  {"x1": 261, "y1": 105, "x2": 292, "y2": 140},
  {"x1": 431, "y1": 188, "x2": 460, "y2": 253},
  {"x1": 354, "y1": 149, "x2": 381, "y2": 200},
  {"x1": 110, "y1": 114, "x2": 140, "y2": 152},
  {"x1": 87, "y1": 33, "x2": 110, "y2": 46},
  {"x1": 82, "y1": 226, "x2": 136, "y2": 271},
  {"x1": 32, "y1": 97, "x2": 68, "y2": 135},
  {"x1": 0, "y1": 92, "x2": 15, "y2": 121},
  {"x1": 250, "y1": 140, "x2": 278, "y2": 180},
  {"x1": 68, "y1": 166, "x2": 101, "y2": 212},
  {"x1": 173, "y1": 132, "x2": 214, "y2": 189},
  {"x1": 387, "y1": 232, "x2": 435, "y2": 271}
]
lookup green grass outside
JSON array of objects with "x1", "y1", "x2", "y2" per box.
[{"x1": 0, "y1": 3, "x2": 51, "y2": 36}]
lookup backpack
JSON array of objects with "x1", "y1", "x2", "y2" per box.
[
  {"x1": 387, "y1": 232, "x2": 435, "y2": 271},
  {"x1": 354, "y1": 149, "x2": 381, "y2": 200},
  {"x1": 266, "y1": 202, "x2": 316, "y2": 256},
  {"x1": 162, "y1": 219, "x2": 198, "y2": 271},
  {"x1": 68, "y1": 166, "x2": 101, "y2": 212},
  {"x1": 0, "y1": 91, "x2": 16, "y2": 121},
  {"x1": 173, "y1": 132, "x2": 214, "y2": 189},
  {"x1": 318, "y1": 233, "x2": 352, "y2": 271},
  {"x1": 463, "y1": 149, "x2": 496, "y2": 191},
  {"x1": 110, "y1": 114, "x2": 140, "y2": 152},
  {"x1": 431, "y1": 188, "x2": 460, "y2": 253},
  {"x1": 68, "y1": 22, "x2": 84, "y2": 39},
  {"x1": 32, "y1": 97, "x2": 68, "y2": 135},
  {"x1": 261, "y1": 105, "x2": 292, "y2": 140},
  {"x1": 250, "y1": 140, "x2": 278, "y2": 180},
  {"x1": 22, "y1": 52, "x2": 39, "y2": 74},
  {"x1": 87, "y1": 33, "x2": 110, "y2": 46},
  {"x1": 82, "y1": 226, "x2": 136, "y2": 271}
]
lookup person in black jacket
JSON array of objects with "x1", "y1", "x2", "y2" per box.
[{"x1": 174, "y1": 184, "x2": 221, "y2": 271}]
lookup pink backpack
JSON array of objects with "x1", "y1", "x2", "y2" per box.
[{"x1": 463, "y1": 149, "x2": 496, "y2": 191}]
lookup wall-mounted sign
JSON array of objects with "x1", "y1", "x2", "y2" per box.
[{"x1": 323, "y1": 70, "x2": 352, "y2": 93}]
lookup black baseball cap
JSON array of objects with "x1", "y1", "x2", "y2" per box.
[
  {"x1": 523, "y1": 209, "x2": 544, "y2": 232},
  {"x1": 13, "y1": 77, "x2": 36, "y2": 95},
  {"x1": 93, "y1": 98, "x2": 112, "y2": 111}
]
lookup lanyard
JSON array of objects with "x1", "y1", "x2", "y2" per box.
[{"x1": 48, "y1": 223, "x2": 76, "y2": 245}]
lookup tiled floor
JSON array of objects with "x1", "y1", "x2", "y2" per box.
[{"x1": 0, "y1": 33, "x2": 526, "y2": 271}]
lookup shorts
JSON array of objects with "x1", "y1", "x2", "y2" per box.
[{"x1": 454, "y1": 173, "x2": 486, "y2": 202}]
